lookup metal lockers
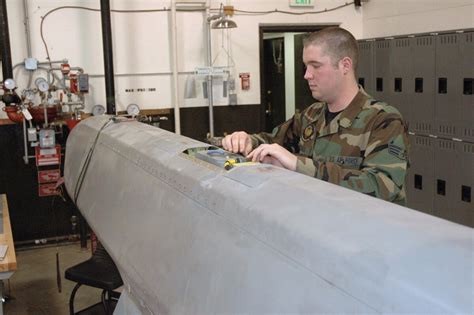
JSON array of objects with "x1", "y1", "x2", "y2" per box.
[
  {"x1": 357, "y1": 41, "x2": 374, "y2": 95},
  {"x1": 411, "y1": 36, "x2": 436, "y2": 136},
  {"x1": 390, "y1": 38, "x2": 413, "y2": 127},
  {"x1": 459, "y1": 32, "x2": 474, "y2": 142},
  {"x1": 435, "y1": 34, "x2": 462, "y2": 139},
  {"x1": 455, "y1": 142, "x2": 474, "y2": 227},
  {"x1": 373, "y1": 40, "x2": 392, "y2": 105},
  {"x1": 406, "y1": 135, "x2": 434, "y2": 214},
  {"x1": 433, "y1": 139, "x2": 459, "y2": 222}
]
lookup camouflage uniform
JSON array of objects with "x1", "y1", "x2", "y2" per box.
[{"x1": 250, "y1": 87, "x2": 409, "y2": 205}]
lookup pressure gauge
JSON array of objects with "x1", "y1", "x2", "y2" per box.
[
  {"x1": 35, "y1": 77, "x2": 50, "y2": 92},
  {"x1": 126, "y1": 103, "x2": 140, "y2": 117},
  {"x1": 3, "y1": 78, "x2": 16, "y2": 90},
  {"x1": 92, "y1": 104, "x2": 106, "y2": 116},
  {"x1": 22, "y1": 89, "x2": 36, "y2": 101}
]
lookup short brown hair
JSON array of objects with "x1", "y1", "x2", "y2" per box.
[{"x1": 303, "y1": 27, "x2": 358, "y2": 72}]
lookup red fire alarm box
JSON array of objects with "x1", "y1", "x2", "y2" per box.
[
  {"x1": 38, "y1": 169, "x2": 61, "y2": 184},
  {"x1": 239, "y1": 73, "x2": 250, "y2": 90},
  {"x1": 35, "y1": 145, "x2": 61, "y2": 166}
]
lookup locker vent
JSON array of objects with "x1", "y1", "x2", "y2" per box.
[
  {"x1": 415, "y1": 123, "x2": 431, "y2": 133},
  {"x1": 415, "y1": 137, "x2": 431, "y2": 146},
  {"x1": 376, "y1": 41, "x2": 390, "y2": 49},
  {"x1": 394, "y1": 78, "x2": 402, "y2": 92},
  {"x1": 437, "y1": 179, "x2": 446, "y2": 196},
  {"x1": 462, "y1": 185, "x2": 471, "y2": 203},
  {"x1": 464, "y1": 78, "x2": 473, "y2": 95},
  {"x1": 463, "y1": 143, "x2": 474, "y2": 154},
  {"x1": 416, "y1": 38, "x2": 432, "y2": 46},
  {"x1": 414, "y1": 174, "x2": 423, "y2": 190},
  {"x1": 396, "y1": 39, "x2": 410, "y2": 47},
  {"x1": 463, "y1": 128, "x2": 474, "y2": 139},
  {"x1": 466, "y1": 33, "x2": 473, "y2": 43},
  {"x1": 415, "y1": 78, "x2": 423, "y2": 93},
  {"x1": 438, "y1": 125, "x2": 456, "y2": 136},
  {"x1": 438, "y1": 140, "x2": 455, "y2": 151},
  {"x1": 441, "y1": 35, "x2": 457, "y2": 45}
]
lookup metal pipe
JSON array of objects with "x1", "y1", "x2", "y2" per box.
[
  {"x1": 22, "y1": 118, "x2": 29, "y2": 164},
  {"x1": 100, "y1": 0, "x2": 116, "y2": 115},
  {"x1": 206, "y1": 12, "x2": 215, "y2": 137},
  {"x1": 170, "y1": 1, "x2": 181, "y2": 135},
  {"x1": 22, "y1": 0, "x2": 32, "y2": 56},
  {"x1": 0, "y1": 0, "x2": 13, "y2": 81}
]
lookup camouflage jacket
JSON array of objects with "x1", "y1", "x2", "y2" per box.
[{"x1": 250, "y1": 88, "x2": 409, "y2": 205}]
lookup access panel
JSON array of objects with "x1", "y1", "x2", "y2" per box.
[
  {"x1": 459, "y1": 32, "x2": 474, "y2": 142},
  {"x1": 411, "y1": 36, "x2": 436, "y2": 136},
  {"x1": 373, "y1": 39, "x2": 392, "y2": 105},
  {"x1": 433, "y1": 139, "x2": 459, "y2": 222},
  {"x1": 435, "y1": 34, "x2": 462, "y2": 138},
  {"x1": 357, "y1": 41, "x2": 374, "y2": 95},
  {"x1": 406, "y1": 135, "x2": 434, "y2": 214},
  {"x1": 454, "y1": 142, "x2": 474, "y2": 227},
  {"x1": 390, "y1": 38, "x2": 413, "y2": 128}
]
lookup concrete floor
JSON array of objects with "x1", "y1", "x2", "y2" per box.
[{"x1": 4, "y1": 243, "x2": 107, "y2": 314}]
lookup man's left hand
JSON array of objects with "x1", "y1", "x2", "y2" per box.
[{"x1": 247, "y1": 144, "x2": 297, "y2": 171}]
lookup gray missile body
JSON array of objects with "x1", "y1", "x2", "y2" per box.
[{"x1": 64, "y1": 116, "x2": 473, "y2": 314}]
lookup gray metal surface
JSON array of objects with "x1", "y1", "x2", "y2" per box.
[
  {"x1": 357, "y1": 41, "x2": 374, "y2": 95},
  {"x1": 373, "y1": 39, "x2": 392, "y2": 105},
  {"x1": 65, "y1": 116, "x2": 473, "y2": 314},
  {"x1": 433, "y1": 139, "x2": 459, "y2": 222},
  {"x1": 435, "y1": 33, "x2": 462, "y2": 139},
  {"x1": 456, "y1": 142, "x2": 474, "y2": 227},
  {"x1": 389, "y1": 38, "x2": 412, "y2": 125},
  {"x1": 406, "y1": 135, "x2": 434, "y2": 215},
  {"x1": 460, "y1": 32, "x2": 474, "y2": 142},
  {"x1": 411, "y1": 36, "x2": 436, "y2": 135}
]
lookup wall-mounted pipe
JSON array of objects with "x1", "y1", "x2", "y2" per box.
[
  {"x1": 100, "y1": 0, "x2": 116, "y2": 115},
  {"x1": 0, "y1": 0, "x2": 13, "y2": 81},
  {"x1": 170, "y1": 1, "x2": 181, "y2": 135}
]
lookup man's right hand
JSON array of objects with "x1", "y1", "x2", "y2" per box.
[{"x1": 222, "y1": 131, "x2": 253, "y2": 156}]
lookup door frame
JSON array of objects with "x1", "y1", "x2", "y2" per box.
[{"x1": 258, "y1": 23, "x2": 339, "y2": 131}]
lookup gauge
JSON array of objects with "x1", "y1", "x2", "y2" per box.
[
  {"x1": 126, "y1": 103, "x2": 140, "y2": 117},
  {"x1": 35, "y1": 77, "x2": 50, "y2": 92},
  {"x1": 22, "y1": 89, "x2": 36, "y2": 101},
  {"x1": 92, "y1": 104, "x2": 106, "y2": 116},
  {"x1": 3, "y1": 78, "x2": 16, "y2": 90}
]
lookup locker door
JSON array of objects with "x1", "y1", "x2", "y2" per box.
[
  {"x1": 411, "y1": 36, "x2": 435, "y2": 136},
  {"x1": 406, "y1": 135, "x2": 434, "y2": 214},
  {"x1": 357, "y1": 40, "x2": 374, "y2": 95},
  {"x1": 390, "y1": 38, "x2": 413, "y2": 128},
  {"x1": 454, "y1": 143, "x2": 474, "y2": 227},
  {"x1": 459, "y1": 32, "x2": 474, "y2": 142},
  {"x1": 373, "y1": 39, "x2": 392, "y2": 104},
  {"x1": 433, "y1": 139, "x2": 459, "y2": 222},
  {"x1": 435, "y1": 34, "x2": 462, "y2": 139}
]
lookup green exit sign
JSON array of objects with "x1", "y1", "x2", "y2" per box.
[{"x1": 289, "y1": 0, "x2": 314, "y2": 7}]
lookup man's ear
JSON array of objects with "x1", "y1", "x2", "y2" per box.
[{"x1": 340, "y1": 57, "x2": 353, "y2": 74}]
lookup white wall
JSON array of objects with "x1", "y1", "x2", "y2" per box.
[
  {"x1": 1, "y1": 0, "x2": 362, "y2": 119},
  {"x1": 362, "y1": 0, "x2": 474, "y2": 38}
]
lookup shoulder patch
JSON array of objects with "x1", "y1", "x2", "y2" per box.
[{"x1": 388, "y1": 142, "x2": 407, "y2": 160}]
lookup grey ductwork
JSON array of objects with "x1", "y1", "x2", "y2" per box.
[
  {"x1": 100, "y1": 0, "x2": 116, "y2": 115},
  {"x1": 0, "y1": 0, "x2": 13, "y2": 82}
]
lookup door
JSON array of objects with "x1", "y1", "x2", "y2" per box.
[
  {"x1": 263, "y1": 37, "x2": 286, "y2": 132},
  {"x1": 294, "y1": 33, "x2": 315, "y2": 113}
]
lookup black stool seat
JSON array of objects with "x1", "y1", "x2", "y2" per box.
[
  {"x1": 65, "y1": 243, "x2": 123, "y2": 314},
  {"x1": 65, "y1": 248, "x2": 123, "y2": 290}
]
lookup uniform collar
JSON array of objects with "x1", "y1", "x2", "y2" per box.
[{"x1": 317, "y1": 86, "x2": 369, "y2": 137}]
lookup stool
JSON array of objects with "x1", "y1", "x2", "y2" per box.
[{"x1": 65, "y1": 243, "x2": 123, "y2": 315}]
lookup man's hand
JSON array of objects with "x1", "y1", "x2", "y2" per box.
[
  {"x1": 247, "y1": 144, "x2": 297, "y2": 171},
  {"x1": 222, "y1": 131, "x2": 253, "y2": 156}
]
